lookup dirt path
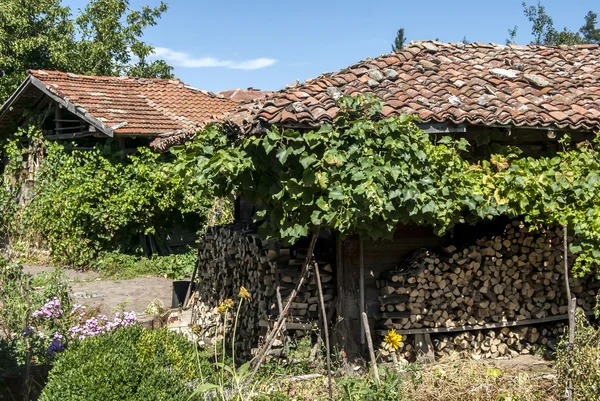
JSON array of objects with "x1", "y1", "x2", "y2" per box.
[{"x1": 23, "y1": 265, "x2": 173, "y2": 316}]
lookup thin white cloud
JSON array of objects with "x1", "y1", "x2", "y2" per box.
[{"x1": 153, "y1": 47, "x2": 277, "y2": 70}]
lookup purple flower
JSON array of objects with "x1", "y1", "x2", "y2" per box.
[
  {"x1": 70, "y1": 304, "x2": 87, "y2": 318},
  {"x1": 32, "y1": 297, "x2": 63, "y2": 320},
  {"x1": 47, "y1": 332, "x2": 64, "y2": 357},
  {"x1": 67, "y1": 311, "x2": 137, "y2": 340}
]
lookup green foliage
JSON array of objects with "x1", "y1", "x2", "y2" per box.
[
  {"x1": 177, "y1": 94, "x2": 600, "y2": 276},
  {"x1": 0, "y1": 0, "x2": 74, "y2": 102},
  {"x1": 520, "y1": 2, "x2": 599, "y2": 45},
  {"x1": 189, "y1": 294, "x2": 255, "y2": 401},
  {"x1": 1, "y1": 129, "x2": 216, "y2": 267},
  {"x1": 74, "y1": 0, "x2": 172, "y2": 78},
  {"x1": 0, "y1": 260, "x2": 71, "y2": 369},
  {"x1": 391, "y1": 28, "x2": 406, "y2": 52},
  {"x1": 555, "y1": 309, "x2": 600, "y2": 401},
  {"x1": 251, "y1": 393, "x2": 291, "y2": 401},
  {"x1": 177, "y1": 94, "x2": 477, "y2": 245},
  {"x1": 97, "y1": 247, "x2": 197, "y2": 279},
  {"x1": 257, "y1": 335, "x2": 323, "y2": 380},
  {"x1": 337, "y1": 368, "x2": 405, "y2": 401},
  {"x1": 40, "y1": 326, "x2": 205, "y2": 401},
  {"x1": 580, "y1": 11, "x2": 600, "y2": 44},
  {"x1": 0, "y1": 0, "x2": 172, "y2": 103}
]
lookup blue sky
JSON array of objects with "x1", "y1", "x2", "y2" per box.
[{"x1": 63, "y1": 0, "x2": 597, "y2": 93}]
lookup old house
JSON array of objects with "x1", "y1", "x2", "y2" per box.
[
  {"x1": 185, "y1": 41, "x2": 600, "y2": 361},
  {"x1": 0, "y1": 70, "x2": 241, "y2": 153},
  {"x1": 0, "y1": 70, "x2": 266, "y2": 253}
]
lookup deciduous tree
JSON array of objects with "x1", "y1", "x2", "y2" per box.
[{"x1": 0, "y1": 0, "x2": 172, "y2": 104}]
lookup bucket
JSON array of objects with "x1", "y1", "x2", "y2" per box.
[{"x1": 172, "y1": 280, "x2": 191, "y2": 308}]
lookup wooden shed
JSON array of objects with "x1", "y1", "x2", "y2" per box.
[{"x1": 187, "y1": 41, "x2": 600, "y2": 360}]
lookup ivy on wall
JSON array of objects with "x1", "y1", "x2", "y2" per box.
[{"x1": 1, "y1": 129, "x2": 231, "y2": 267}]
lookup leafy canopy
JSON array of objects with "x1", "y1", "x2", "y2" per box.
[
  {"x1": 174, "y1": 95, "x2": 481, "y2": 244},
  {"x1": 0, "y1": 128, "x2": 216, "y2": 267},
  {"x1": 176, "y1": 95, "x2": 600, "y2": 277},
  {"x1": 0, "y1": 0, "x2": 172, "y2": 103},
  {"x1": 520, "y1": 2, "x2": 599, "y2": 45}
]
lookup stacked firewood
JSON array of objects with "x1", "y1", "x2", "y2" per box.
[
  {"x1": 432, "y1": 323, "x2": 566, "y2": 359},
  {"x1": 190, "y1": 225, "x2": 333, "y2": 358},
  {"x1": 189, "y1": 225, "x2": 266, "y2": 357},
  {"x1": 377, "y1": 221, "x2": 597, "y2": 359},
  {"x1": 382, "y1": 323, "x2": 566, "y2": 361}
]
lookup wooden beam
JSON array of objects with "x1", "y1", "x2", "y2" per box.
[
  {"x1": 44, "y1": 131, "x2": 99, "y2": 140},
  {"x1": 28, "y1": 75, "x2": 113, "y2": 137},
  {"x1": 419, "y1": 123, "x2": 467, "y2": 134}
]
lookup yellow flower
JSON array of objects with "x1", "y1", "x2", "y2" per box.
[
  {"x1": 239, "y1": 286, "x2": 251, "y2": 301},
  {"x1": 217, "y1": 298, "x2": 234, "y2": 313},
  {"x1": 384, "y1": 329, "x2": 403, "y2": 350}
]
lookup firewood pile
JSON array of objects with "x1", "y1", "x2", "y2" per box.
[
  {"x1": 383, "y1": 323, "x2": 566, "y2": 361},
  {"x1": 190, "y1": 225, "x2": 334, "y2": 358},
  {"x1": 377, "y1": 221, "x2": 598, "y2": 360}
]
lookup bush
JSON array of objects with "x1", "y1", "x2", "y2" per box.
[
  {"x1": 96, "y1": 247, "x2": 197, "y2": 279},
  {"x1": 40, "y1": 326, "x2": 209, "y2": 401},
  {"x1": 556, "y1": 309, "x2": 600, "y2": 401},
  {"x1": 337, "y1": 368, "x2": 405, "y2": 401},
  {"x1": 0, "y1": 261, "x2": 71, "y2": 367}
]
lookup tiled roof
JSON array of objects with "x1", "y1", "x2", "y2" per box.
[
  {"x1": 229, "y1": 41, "x2": 600, "y2": 134},
  {"x1": 218, "y1": 88, "x2": 272, "y2": 103},
  {"x1": 27, "y1": 70, "x2": 238, "y2": 137}
]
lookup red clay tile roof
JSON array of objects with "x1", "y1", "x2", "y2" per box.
[
  {"x1": 229, "y1": 41, "x2": 600, "y2": 134},
  {"x1": 218, "y1": 88, "x2": 272, "y2": 103},
  {"x1": 27, "y1": 70, "x2": 238, "y2": 137}
]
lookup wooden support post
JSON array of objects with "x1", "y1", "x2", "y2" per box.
[
  {"x1": 54, "y1": 105, "x2": 62, "y2": 133},
  {"x1": 361, "y1": 312, "x2": 380, "y2": 385},
  {"x1": 563, "y1": 225, "x2": 574, "y2": 401},
  {"x1": 273, "y1": 262, "x2": 288, "y2": 349},
  {"x1": 414, "y1": 333, "x2": 435, "y2": 363},
  {"x1": 183, "y1": 252, "x2": 201, "y2": 309},
  {"x1": 250, "y1": 227, "x2": 321, "y2": 377},
  {"x1": 359, "y1": 237, "x2": 365, "y2": 349},
  {"x1": 315, "y1": 261, "x2": 333, "y2": 401}
]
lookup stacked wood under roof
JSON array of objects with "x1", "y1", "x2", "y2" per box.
[{"x1": 376, "y1": 221, "x2": 597, "y2": 360}]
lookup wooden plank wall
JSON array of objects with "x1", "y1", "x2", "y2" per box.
[{"x1": 337, "y1": 225, "x2": 442, "y2": 353}]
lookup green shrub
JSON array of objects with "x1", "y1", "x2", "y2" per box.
[
  {"x1": 251, "y1": 392, "x2": 291, "y2": 401},
  {"x1": 556, "y1": 309, "x2": 600, "y2": 401},
  {"x1": 337, "y1": 368, "x2": 405, "y2": 401},
  {"x1": 40, "y1": 326, "x2": 210, "y2": 401},
  {"x1": 96, "y1": 247, "x2": 197, "y2": 279},
  {"x1": 0, "y1": 261, "x2": 71, "y2": 368}
]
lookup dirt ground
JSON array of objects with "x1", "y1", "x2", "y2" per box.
[{"x1": 23, "y1": 265, "x2": 173, "y2": 316}]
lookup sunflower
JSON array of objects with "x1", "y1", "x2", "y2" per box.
[
  {"x1": 384, "y1": 329, "x2": 403, "y2": 350},
  {"x1": 239, "y1": 286, "x2": 251, "y2": 301}
]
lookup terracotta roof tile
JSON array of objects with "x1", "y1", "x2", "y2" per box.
[
  {"x1": 21, "y1": 70, "x2": 237, "y2": 149},
  {"x1": 227, "y1": 41, "x2": 600, "y2": 135},
  {"x1": 217, "y1": 88, "x2": 272, "y2": 103}
]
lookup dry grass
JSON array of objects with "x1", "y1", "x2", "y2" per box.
[
  {"x1": 402, "y1": 355, "x2": 558, "y2": 401},
  {"x1": 252, "y1": 355, "x2": 558, "y2": 400}
]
